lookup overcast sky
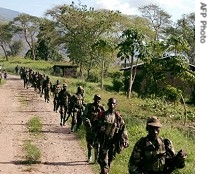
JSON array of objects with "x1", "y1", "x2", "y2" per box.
[{"x1": 0, "y1": 0, "x2": 194, "y2": 22}]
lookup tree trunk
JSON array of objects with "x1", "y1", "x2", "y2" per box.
[
  {"x1": 127, "y1": 52, "x2": 135, "y2": 99},
  {"x1": 1, "y1": 45, "x2": 8, "y2": 61}
]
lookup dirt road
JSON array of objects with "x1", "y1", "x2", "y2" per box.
[{"x1": 0, "y1": 74, "x2": 95, "y2": 174}]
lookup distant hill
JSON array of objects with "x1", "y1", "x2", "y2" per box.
[{"x1": 0, "y1": 7, "x2": 22, "y2": 22}]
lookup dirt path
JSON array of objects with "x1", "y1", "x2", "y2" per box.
[{"x1": 0, "y1": 74, "x2": 95, "y2": 174}]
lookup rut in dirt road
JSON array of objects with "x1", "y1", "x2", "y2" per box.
[{"x1": 0, "y1": 74, "x2": 95, "y2": 174}]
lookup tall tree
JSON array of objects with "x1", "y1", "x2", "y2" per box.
[
  {"x1": 45, "y1": 2, "x2": 121, "y2": 78},
  {"x1": 92, "y1": 39, "x2": 115, "y2": 88},
  {"x1": 138, "y1": 4, "x2": 172, "y2": 40},
  {"x1": 0, "y1": 24, "x2": 13, "y2": 60},
  {"x1": 11, "y1": 14, "x2": 41, "y2": 60},
  {"x1": 117, "y1": 28, "x2": 149, "y2": 99},
  {"x1": 163, "y1": 13, "x2": 195, "y2": 64}
]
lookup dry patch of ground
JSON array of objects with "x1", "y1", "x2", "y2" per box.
[{"x1": 0, "y1": 74, "x2": 94, "y2": 174}]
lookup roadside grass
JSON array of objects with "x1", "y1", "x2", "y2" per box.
[
  {"x1": 1, "y1": 57, "x2": 195, "y2": 174},
  {"x1": 21, "y1": 116, "x2": 43, "y2": 165},
  {"x1": 27, "y1": 116, "x2": 43, "y2": 135},
  {"x1": 23, "y1": 140, "x2": 41, "y2": 164}
]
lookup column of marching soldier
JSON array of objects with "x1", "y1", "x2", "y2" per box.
[{"x1": 15, "y1": 66, "x2": 187, "y2": 174}]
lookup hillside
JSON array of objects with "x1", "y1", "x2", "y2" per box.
[{"x1": 0, "y1": 7, "x2": 21, "y2": 22}]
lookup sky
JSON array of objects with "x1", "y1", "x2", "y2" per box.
[{"x1": 0, "y1": 0, "x2": 195, "y2": 22}]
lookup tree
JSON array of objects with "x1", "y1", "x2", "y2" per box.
[
  {"x1": 176, "y1": 13, "x2": 195, "y2": 64},
  {"x1": 117, "y1": 28, "x2": 149, "y2": 99},
  {"x1": 165, "y1": 35, "x2": 190, "y2": 57},
  {"x1": 92, "y1": 39, "x2": 115, "y2": 88},
  {"x1": 163, "y1": 13, "x2": 195, "y2": 64},
  {"x1": 0, "y1": 23, "x2": 13, "y2": 60},
  {"x1": 11, "y1": 14, "x2": 41, "y2": 60},
  {"x1": 45, "y1": 2, "x2": 122, "y2": 78},
  {"x1": 138, "y1": 4, "x2": 172, "y2": 40}
]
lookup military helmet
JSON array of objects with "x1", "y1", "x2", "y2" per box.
[
  {"x1": 94, "y1": 94, "x2": 101, "y2": 100},
  {"x1": 77, "y1": 86, "x2": 84, "y2": 93},
  {"x1": 146, "y1": 116, "x2": 162, "y2": 128},
  {"x1": 77, "y1": 85, "x2": 83, "y2": 90},
  {"x1": 63, "y1": 83, "x2": 67, "y2": 87},
  {"x1": 108, "y1": 97, "x2": 117, "y2": 105}
]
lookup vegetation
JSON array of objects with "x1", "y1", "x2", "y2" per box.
[
  {"x1": 23, "y1": 140, "x2": 41, "y2": 164},
  {"x1": 27, "y1": 116, "x2": 43, "y2": 134},
  {"x1": 0, "y1": 1, "x2": 195, "y2": 173},
  {"x1": 1, "y1": 57, "x2": 194, "y2": 173}
]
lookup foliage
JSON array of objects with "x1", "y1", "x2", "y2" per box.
[
  {"x1": 1, "y1": 53, "x2": 194, "y2": 174},
  {"x1": 23, "y1": 140, "x2": 41, "y2": 164},
  {"x1": 27, "y1": 116, "x2": 42, "y2": 133},
  {"x1": 111, "y1": 71, "x2": 124, "y2": 92},
  {"x1": 138, "y1": 4, "x2": 172, "y2": 40},
  {"x1": 164, "y1": 85, "x2": 182, "y2": 102}
]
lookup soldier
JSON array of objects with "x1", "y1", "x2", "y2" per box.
[
  {"x1": 15, "y1": 65, "x2": 19, "y2": 74},
  {"x1": 128, "y1": 116, "x2": 187, "y2": 174},
  {"x1": 52, "y1": 80, "x2": 61, "y2": 112},
  {"x1": 43, "y1": 76, "x2": 51, "y2": 103},
  {"x1": 58, "y1": 83, "x2": 71, "y2": 126},
  {"x1": 69, "y1": 86, "x2": 85, "y2": 132},
  {"x1": 83, "y1": 94, "x2": 105, "y2": 163},
  {"x1": 96, "y1": 97, "x2": 129, "y2": 174}
]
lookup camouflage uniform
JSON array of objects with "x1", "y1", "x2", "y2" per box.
[
  {"x1": 70, "y1": 86, "x2": 85, "y2": 132},
  {"x1": 83, "y1": 94, "x2": 105, "y2": 162},
  {"x1": 58, "y1": 83, "x2": 71, "y2": 126},
  {"x1": 52, "y1": 80, "x2": 61, "y2": 112},
  {"x1": 97, "y1": 98, "x2": 129, "y2": 174},
  {"x1": 43, "y1": 77, "x2": 51, "y2": 103},
  {"x1": 128, "y1": 116, "x2": 187, "y2": 174}
]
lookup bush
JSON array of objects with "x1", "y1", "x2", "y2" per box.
[
  {"x1": 23, "y1": 141, "x2": 41, "y2": 164},
  {"x1": 27, "y1": 117, "x2": 42, "y2": 133},
  {"x1": 164, "y1": 85, "x2": 182, "y2": 102}
]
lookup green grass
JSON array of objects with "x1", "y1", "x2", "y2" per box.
[
  {"x1": 1, "y1": 57, "x2": 195, "y2": 174},
  {"x1": 23, "y1": 140, "x2": 41, "y2": 164},
  {"x1": 27, "y1": 116, "x2": 43, "y2": 134}
]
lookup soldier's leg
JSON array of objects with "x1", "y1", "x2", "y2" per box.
[
  {"x1": 47, "y1": 90, "x2": 50, "y2": 103},
  {"x1": 71, "y1": 111, "x2": 77, "y2": 132},
  {"x1": 53, "y1": 98, "x2": 56, "y2": 111},
  {"x1": 76, "y1": 110, "x2": 83, "y2": 131},
  {"x1": 98, "y1": 149, "x2": 109, "y2": 174},
  {"x1": 87, "y1": 140, "x2": 92, "y2": 162},
  {"x1": 55, "y1": 97, "x2": 60, "y2": 112},
  {"x1": 59, "y1": 107, "x2": 64, "y2": 126},
  {"x1": 63, "y1": 105, "x2": 68, "y2": 126}
]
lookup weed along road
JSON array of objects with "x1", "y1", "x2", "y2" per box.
[{"x1": 0, "y1": 74, "x2": 95, "y2": 174}]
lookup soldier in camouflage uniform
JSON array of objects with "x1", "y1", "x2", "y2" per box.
[
  {"x1": 69, "y1": 86, "x2": 85, "y2": 132},
  {"x1": 96, "y1": 97, "x2": 129, "y2": 174},
  {"x1": 52, "y1": 80, "x2": 61, "y2": 112},
  {"x1": 43, "y1": 76, "x2": 51, "y2": 103},
  {"x1": 83, "y1": 94, "x2": 105, "y2": 162},
  {"x1": 58, "y1": 83, "x2": 71, "y2": 126},
  {"x1": 128, "y1": 116, "x2": 187, "y2": 174}
]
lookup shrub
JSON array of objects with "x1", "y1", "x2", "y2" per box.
[
  {"x1": 23, "y1": 141, "x2": 41, "y2": 164},
  {"x1": 27, "y1": 117, "x2": 42, "y2": 133}
]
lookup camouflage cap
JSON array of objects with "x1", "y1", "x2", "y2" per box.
[{"x1": 147, "y1": 116, "x2": 162, "y2": 127}]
